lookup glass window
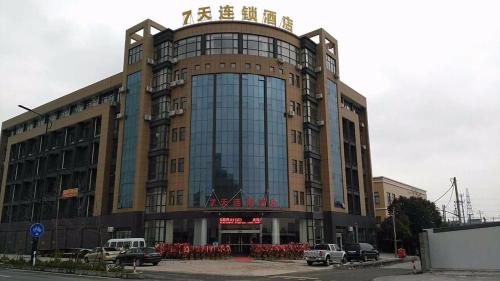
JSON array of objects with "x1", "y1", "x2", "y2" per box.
[
  {"x1": 304, "y1": 100, "x2": 318, "y2": 124},
  {"x1": 180, "y1": 68, "x2": 188, "y2": 80},
  {"x1": 301, "y1": 48, "x2": 316, "y2": 69},
  {"x1": 144, "y1": 220, "x2": 166, "y2": 246},
  {"x1": 294, "y1": 191, "x2": 299, "y2": 205},
  {"x1": 128, "y1": 44, "x2": 143, "y2": 64},
  {"x1": 306, "y1": 158, "x2": 321, "y2": 182},
  {"x1": 152, "y1": 95, "x2": 169, "y2": 120},
  {"x1": 178, "y1": 158, "x2": 184, "y2": 173},
  {"x1": 206, "y1": 33, "x2": 238, "y2": 54},
  {"x1": 176, "y1": 190, "x2": 183, "y2": 205},
  {"x1": 179, "y1": 127, "x2": 186, "y2": 141},
  {"x1": 145, "y1": 188, "x2": 166, "y2": 213},
  {"x1": 243, "y1": 34, "x2": 274, "y2": 57},
  {"x1": 300, "y1": 191, "x2": 305, "y2": 205},
  {"x1": 171, "y1": 128, "x2": 178, "y2": 142},
  {"x1": 148, "y1": 155, "x2": 167, "y2": 181},
  {"x1": 291, "y1": 130, "x2": 297, "y2": 143},
  {"x1": 154, "y1": 41, "x2": 172, "y2": 64},
  {"x1": 150, "y1": 125, "x2": 168, "y2": 150},
  {"x1": 189, "y1": 75, "x2": 214, "y2": 207},
  {"x1": 297, "y1": 131, "x2": 302, "y2": 144},
  {"x1": 374, "y1": 192, "x2": 380, "y2": 206},
  {"x1": 292, "y1": 159, "x2": 298, "y2": 173},
  {"x1": 170, "y1": 159, "x2": 176, "y2": 173},
  {"x1": 119, "y1": 71, "x2": 141, "y2": 208},
  {"x1": 277, "y1": 40, "x2": 298, "y2": 65},
  {"x1": 302, "y1": 73, "x2": 317, "y2": 97},
  {"x1": 152, "y1": 67, "x2": 171, "y2": 92},
  {"x1": 174, "y1": 36, "x2": 201, "y2": 59},
  {"x1": 326, "y1": 55, "x2": 336, "y2": 74},
  {"x1": 169, "y1": 191, "x2": 175, "y2": 205},
  {"x1": 305, "y1": 128, "x2": 320, "y2": 154},
  {"x1": 299, "y1": 160, "x2": 304, "y2": 174}
]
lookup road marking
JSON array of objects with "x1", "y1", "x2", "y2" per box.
[
  {"x1": 268, "y1": 276, "x2": 319, "y2": 280},
  {"x1": 0, "y1": 275, "x2": 11, "y2": 278}
]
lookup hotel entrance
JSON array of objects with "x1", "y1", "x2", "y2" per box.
[{"x1": 218, "y1": 217, "x2": 262, "y2": 255}]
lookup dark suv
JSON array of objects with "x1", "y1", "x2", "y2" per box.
[{"x1": 344, "y1": 243, "x2": 379, "y2": 262}]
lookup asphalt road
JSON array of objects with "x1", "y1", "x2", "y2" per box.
[{"x1": 0, "y1": 266, "x2": 414, "y2": 281}]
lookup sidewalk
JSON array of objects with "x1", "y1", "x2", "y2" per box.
[{"x1": 374, "y1": 271, "x2": 500, "y2": 281}]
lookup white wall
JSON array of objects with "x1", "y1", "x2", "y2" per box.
[{"x1": 425, "y1": 225, "x2": 500, "y2": 271}]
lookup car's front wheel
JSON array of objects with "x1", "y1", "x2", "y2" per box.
[
  {"x1": 341, "y1": 256, "x2": 347, "y2": 264},
  {"x1": 375, "y1": 254, "x2": 379, "y2": 261},
  {"x1": 84, "y1": 257, "x2": 89, "y2": 263},
  {"x1": 307, "y1": 261, "x2": 313, "y2": 266},
  {"x1": 135, "y1": 258, "x2": 143, "y2": 266},
  {"x1": 362, "y1": 254, "x2": 368, "y2": 262},
  {"x1": 323, "y1": 256, "x2": 331, "y2": 266},
  {"x1": 153, "y1": 262, "x2": 159, "y2": 266}
]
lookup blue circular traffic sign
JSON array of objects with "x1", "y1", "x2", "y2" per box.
[{"x1": 30, "y1": 223, "x2": 44, "y2": 238}]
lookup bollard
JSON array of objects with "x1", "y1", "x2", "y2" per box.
[{"x1": 133, "y1": 258, "x2": 136, "y2": 273}]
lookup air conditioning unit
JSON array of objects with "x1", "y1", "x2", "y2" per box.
[
  {"x1": 109, "y1": 101, "x2": 118, "y2": 107},
  {"x1": 360, "y1": 122, "x2": 365, "y2": 128},
  {"x1": 144, "y1": 115, "x2": 152, "y2": 121},
  {"x1": 168, "y1": 110, "x2": 176, "y2": 117},
  {"x1": 314, "y1": 66, "x2": 322, "y2": 73},
  {"x1": 170, "y1": 57, "x2": 178, "y2": 64},
  {"x1": 287, "y1": 110, "x2": 295, "y2": 117},
  {"x1": 315, "y1": 92, "x2": 324, "y2": 99},
  {"x1": 362, "y1": 145, "x2": 367, "y2": 150},
  {"x1": 145, "y1": 85, "x2": 154, "y2": 93},
  {"x1": 277, "y1": 57, "x2": 284, "y2": 64},
  {"x1": 107, "y1": 226, "x2": 114, "y2": 233},
  {"x1": 176, "y1": 79, "x2": 185, "y2": 86},
  {"x1": 316, "y1": 120, "x2": 325, "y2": 126},
  {"x1": 175, "y1": 108, "x2": 184, "y2": 115},
  {"x1": 115, "y1": 113, "x2": 124, "y2": 119},
  {"x1": 169, "y1": 81, "x2": 177, "y2": 88},
  {"x1": 118, "y1": 87, "x2": 126, "y2": 93},
  {"x1": 147, "y1": 58, "x2": 155, "y2": 65},
  {"x1": 296, "y1": 64, "x2": 303, "y2": 71}
]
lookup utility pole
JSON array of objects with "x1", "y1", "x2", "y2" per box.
[
  {"x1": 453, "y1": 177, "x2": 462, "y2": 224},
  {"x1": 442, "y1": 205, "x2": 446, "y2": 222},
  {"x1": 391, "y1": 207, "x2": 397, "y2": 257},
  {"x1": 460, "y1": 194, "x2": 466, "y2": 224}
]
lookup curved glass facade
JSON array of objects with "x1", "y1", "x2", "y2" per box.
[
  {"x1": 327, "y1": 80, "x2": 344, "y2": 207},
  {"x1": 189, "y1": 73, "x2": 288, "y2": 208}
]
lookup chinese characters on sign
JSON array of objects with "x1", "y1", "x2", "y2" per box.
[
  {"x1": 207, "y1": 195, "x2": 279, "y2": 208},
  {"x1": 219, "y1": 217, "x2": 262, "y2": 225},
  {"x1": 182, "y1": 6, "x2": 294, "y2": 32}
]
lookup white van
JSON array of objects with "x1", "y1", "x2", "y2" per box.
[{"x1": 105, "y1": 238, "x2": 146, "y2": 251}]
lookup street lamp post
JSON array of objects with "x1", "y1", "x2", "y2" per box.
[{"x1": 18, "y1": 105, "x2": 52, "y2": 262}]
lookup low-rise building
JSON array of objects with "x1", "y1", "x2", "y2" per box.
[{"x1": 372, "y1": 176, "x2": 427, "y2": 223}]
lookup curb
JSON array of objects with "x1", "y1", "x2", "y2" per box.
[
  {"x1": 343, "y1": 257, "x2": 417, "y2": 269},
  {"x1": 0, "y1": 264, "x2": 143, "y2": 279}
]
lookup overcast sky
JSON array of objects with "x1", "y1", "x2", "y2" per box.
[{"x1": 1, "y1": 0, "x2": 499, "y2": 219}]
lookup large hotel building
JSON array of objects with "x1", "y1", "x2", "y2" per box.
[{"x1": 0, "y1": 19, "x2": 375, "y2": 254}]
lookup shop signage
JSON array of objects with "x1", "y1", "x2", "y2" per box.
[
  {"x1": 182, "y1": 5, "x2": 294, "y2": 32},
  {"x1": 219, "y1": 217, "x2": 262, "y2": 225},
  {"x1": 62, "y1": 188, "x2": 79, "y2": 198},
  {"x1": 206, "y1": 195, "x2": 279, "y2": 208}
]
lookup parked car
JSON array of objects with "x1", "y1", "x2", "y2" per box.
[
  {"x1": 115, "y1": 247, "x2": 161, "y2": 266},
  {"x1": 105, "y1": 238, "x2": 146, "y2": 251},
  {"x1": 304, "y1": 243, "x2": 346, "y2": 266},
  {"x1": 84, "y1": 247, "x2": 121, "y2": 263},
  {"x1": 344, "y1": 243, "x2": 379, "y2": 262}
]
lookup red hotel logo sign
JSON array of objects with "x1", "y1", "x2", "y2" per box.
[{"x1": 219, "y1": 217, "x2": 262, "y2": 225}]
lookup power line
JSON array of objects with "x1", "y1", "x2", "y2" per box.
[{"x1": 434, "y1": 180, "x2": 455, "y2": 203}]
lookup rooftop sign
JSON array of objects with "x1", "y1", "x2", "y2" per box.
[{"x1": 182, "y1": 5, "x2": 294, "y2": 32}]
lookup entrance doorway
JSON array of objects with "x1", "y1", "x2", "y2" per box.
[{"x1": 220, "y1": 230, "x2": 261, "y2": 255}]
